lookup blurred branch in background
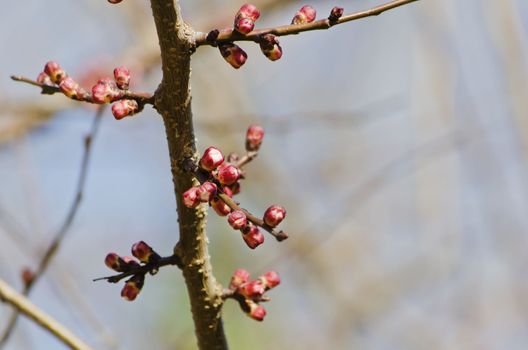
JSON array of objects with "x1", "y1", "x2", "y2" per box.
[{"x1": 0, "y1": 106, "x2": 104, "y2": 346}]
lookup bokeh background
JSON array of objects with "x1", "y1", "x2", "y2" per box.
[{"x1": 2, "y1": 0, "x2": 528, "y2": 349}]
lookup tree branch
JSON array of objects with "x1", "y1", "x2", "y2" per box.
[
  {"x1": 0, "y1": 279, "x2": 93, "y2": 350},
  {"x1": 195, "y1": 0, "x2": 420, "y2": 46},
  {"x1": 149, "y1": 0, "x2": 228, "y2": 349}
]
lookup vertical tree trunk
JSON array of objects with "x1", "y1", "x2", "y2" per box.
[{"x1": 149, "y1": 1, "x2": 228, "y2": 349}]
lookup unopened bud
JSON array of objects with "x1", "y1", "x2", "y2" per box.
[
  {"x1": 183, "y1": 186, "x2": 201, "y2": 208},
  {"x1": 121, "y1": 274, "x2": 145, "y2": 301},
  {"x1": 259, "y1": 34, "x2": 283, "y2": 61},
  {"x1": 234, "y1": 17, "x2": 255, "y2": 35},
  {"x1": 228, "y1": 181, "x2": 241, "y2": 196},
  {"x1": 291, "y1": 5, "x2": 317, "y2": 24},
  {"x1": 59, "y1": 77, "x2": 85, "y2": 100},
  {"x1": 328, "y1": 6, "x2": 344, "y2": 23},
  {"x1": 197, "y1": 181, "x2": 218, "y2": 202},
  {"x1": 215, "y1": 163, "x2": 240, "y2": 185},
  {"x1": 111, "y1": 99, "x2": 139, "y2": 120},
  {"x1": 247, "y1": 302, "x2": 266, "y2": 321},
  {"x1": 260, "y1": 271, "x2": 280, "y2": 289},
  {"x1": 228, "y1": 210, "x2": 247, "y2": 230},
  {"x1": 92, "y1": 78, "x2": 123, "y2": 104},
  {"x1": 219, "y1": 43, "x2": 248, "y2": 69},
  {"x1": 263, "y1": 205, "x2": 286, "y2": 227},
  {"x1": 211, "y1": 197, "x2": 232, "y2": 216},
  {"x1": 131, "y1": 241, "x2": 160, "y2": 264},
  {"x1": 229, "y1": 268, "x2": 250, "y2": 290},
  {"x1": 37, "y1": 72, "x2": 52, "y2": 85},
  {"x1": 245, "y1": 124, "x2": 265, "y2": 151},
  {"x1": 44, "y1": 61, "x2": 67, "y2": 84},
  {"x1": 237, "y1": 4, "x2": 260, "y2": 21},
  {"x1": 113, "y1": 66, "x2": 131, "y2": 90},
  {"x1": 200, "y1": 147, "x2": 224, "y2": 171},
  {"x1": 242, "y1": 225, "x2": 264, "y2": 249},
  {"x1": 21, "y1": 268, "x2": 34, "y2": 285}
]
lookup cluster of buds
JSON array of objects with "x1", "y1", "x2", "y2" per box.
[
  {"x1": 35, "y1": 62, "x2": 139, "y2": 120},
  {"x1": 37, "y1": 61, "x2": 89, "y2": 100},
  {"x1": 182, "y1": 125, "x2": 287, "y2": 248},
  {"x1": 227, "y1": 269, "x2": 281, "y2": 321},
  {"x1": 104, "y1": 241, "x2": 161, "y2": 301}
]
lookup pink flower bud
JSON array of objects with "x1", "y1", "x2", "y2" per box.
[
  {"x1": 238, "y1": 280, "x2": 265, "y2": 300},
  {"x1": 260, "y1": 271, "x2": 280, "y2": 289},
  {"x1": 219, "y1": 43, "x2": 247, "y2": 69},
  {"x1": 200, "y1": 147, "x2": 224, "y2": 171},
  {"x1": 91, "y1": 78, "x2": 123, "y2": 104},
  {"x1": 211, "y1": 197, "x2": 232, "y2": 216},
  {"x1": 223, "y1": 186, "x2": 234, "y2": 198},
  {"x1": 44, "y1": 61, "x2": 67, "y2": 84},
  {"x1": 228, "y1": 210, "x2": 247, "y2": 230},
  {"x1": 105, "y1": 252, "x2": 124, "y2": 271},
  {"x1": 291, "y1": 5, "x2": 317, "y2": 24},
  {"x1": 246, "y1": 124, "x2": 265, "y2": 151},
  {"x1": 228, "y1": 182, "x2": 241, "y2": 196},
  {"x1": 122, "y1": 256, "x2": 140, "y2": 268},
  {"x1": 59, "y1": 77, "x2": 85, "y2": 100},
  {"x1": 263, "y1": 205, "x2": 286, "y2": 227},
  {"x1": 131, "y1": 241, "x2": 160, "y2": 263},
  {"x1": 113, "y1": 66, "x2": 131, "y2": 90},
  {"x1": 215, "y1": 164, "x2": 240, "y2": 186},
  {"x1": 329, "y1": 6, "x2": 344, "y2": 23},
  {"x1": 197, "y1": 182, "x2": 218, "y2": 202},
  {"x1": 237, "y1": 4, "x2": 260, "y2": 21},
  {"x1": 259, "y1": 34, "x2": 283, "y2": 61},
  {"x1": 229, "y1": 268, "x2": 250, "y2": 290},
  {"x1": 247, "y1": 302, "x2": 266, "y2": 321},
  {"x1": 36, "y1": 72, "x2": 52, "y2": 85},
  {"x1": 234, "y1": 17, "x2": 255, "y2": 35},
  {"x1": 183, "y1": 186, "x2": 201, "y2": 208},
  {"x1": 111, "y1": 99, "x2": 139, "y2": 120},
  {"x1": 241, "y1": 225, "x2": 264, "y2": 249},
  {"x1": 121, "y1": 274, "x2": 144, "y2": 301},
  {"x1": 21, "y1": 268, "x2": 34, "y2": 285}
]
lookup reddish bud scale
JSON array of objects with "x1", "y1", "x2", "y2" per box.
[
  {"x1": 241, "y1": 225, "x2": 264, "y2": 249},
  {"x1": 228, "y1": 181, "x2": 241, "y2": 196},
  {"x1": 219, "y1": 43, "x2": 248, "y2": 69},
  {"x1": 234, "y1": 16, "x2": 255, "y2": 35},
  {"x1": 21, "y1": 268, "x2": 34, "y2": 285},
  {"x1": 44, "y1": 61, "x2": 67, "y2": 84},
  {"x1": 260, "y1": 271, "x2": 280, "y2": 289},
  {"x1": 263, "y1": 205, "x2": 286, "y2": 227},
  {"x1": 223, "y1": 186, "x2": 234, "y2": 198},
  {"x1": 121, "y1": 274, "x2": 145, "y2": 301},
  {"x1": 329, "y1": 6, "x2": 344, "y2": 23},
  {"x1": 259, "y1": 34, "x2": 283, "y2": 61},
  {"x1": 111, "y1": 99, "x2": 139, "y2": 120},
  {"x1": 228, "y1": 210, "x2": 247, "y2": 230},
  {"x1": 197, "y1": 181, "x2": 218, "y2": 202},
  {"x1": 59, "y1": 77, "x2": 86, "y2": 100},
  {"x1": 238, "y1": 279, "x2": 265, "y2": 300},
  {"x1": 229, "y1": 268, "x2": 250, "y2": 290},
  {"x1": 37, "y1": 72, "x2": 52, "y2": 85},
  {"x1": 247, "y1": 302, "x2": 266, "y2": 321},
  {"x1": 246, "y1": 124, "x2": 265, "y2": 151},
  {"x1": 91, "y1": 78, "x2": 123, "y2": 104},
  {"x1": 122, "y1": 256, "x2": 140, "y2": 268},
  {"x1": 200, "y1": 147, "x2": 224, "y2": 171},
  {"x1": 215, "y1": 163, "x2": 240, "y2": 186},
  {"x1": 113, "y1": 66, "x2": 131, "y2": 90},
  {"x1": 237, "y1": 4, "x2": 260, "y2": 21},
  {"x1": 183, "y1": 187, "x2": 201, "y2": 208},
  {"x1": 211, "y1": 197, "x2": 231, "y2": 216},
  {"x1": 105, "y1": 252, "x2": 125, "y2": 272},
  {"x1": 131, "y1": 241, "x2": 160, "y2": 263},
  {"x1": 291, "y1": 5, "x2": 317, "y2": 24}
]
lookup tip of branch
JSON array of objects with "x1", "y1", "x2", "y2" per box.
[{"x1": 275, "y1": 231, "x2": 289, "y2": 242}]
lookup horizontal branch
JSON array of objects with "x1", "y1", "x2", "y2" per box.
[
  {"x1": 195, "y1": 0, "x2": 420, "y2": 47},
  {"x1": 11, "y1": 75, "x2": 155, "y2": 105},
  {"x1": 217, "y1": 193, "x2": 288, "y2": 241},
  {"x1": 0, "y1": 279, "x2": 93, "y2": 350},
  {"x1": 93, "y1": 254, "x2": 183, "y2": 283}
]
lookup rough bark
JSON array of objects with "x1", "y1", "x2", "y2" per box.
[{"x1": 149, "y1": 1, "x2": 227, "y2": 349}]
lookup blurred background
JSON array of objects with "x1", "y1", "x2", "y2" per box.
[{"x1": 1, "y1": 0, "x2": 528, "y2": 349}]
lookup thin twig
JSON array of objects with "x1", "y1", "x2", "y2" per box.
[
  {"x1": 0, "y1": 279, "x2": 94, "y2": 350},
  {"x1": 217, "y1": 193, "x2": 288, "y2": 241},
  {"x1": 195, "y1": 0, "x2": 420, "y2": 46},
  {"x1": 92, "y1": 254, "x2": 183, "y2": 283},
  {"x1": 0, "y1": 106, "x2": 105, "y2": 346},
  {"x1": 10, "y1": 75, "x2": 155, "y2": 105}
]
